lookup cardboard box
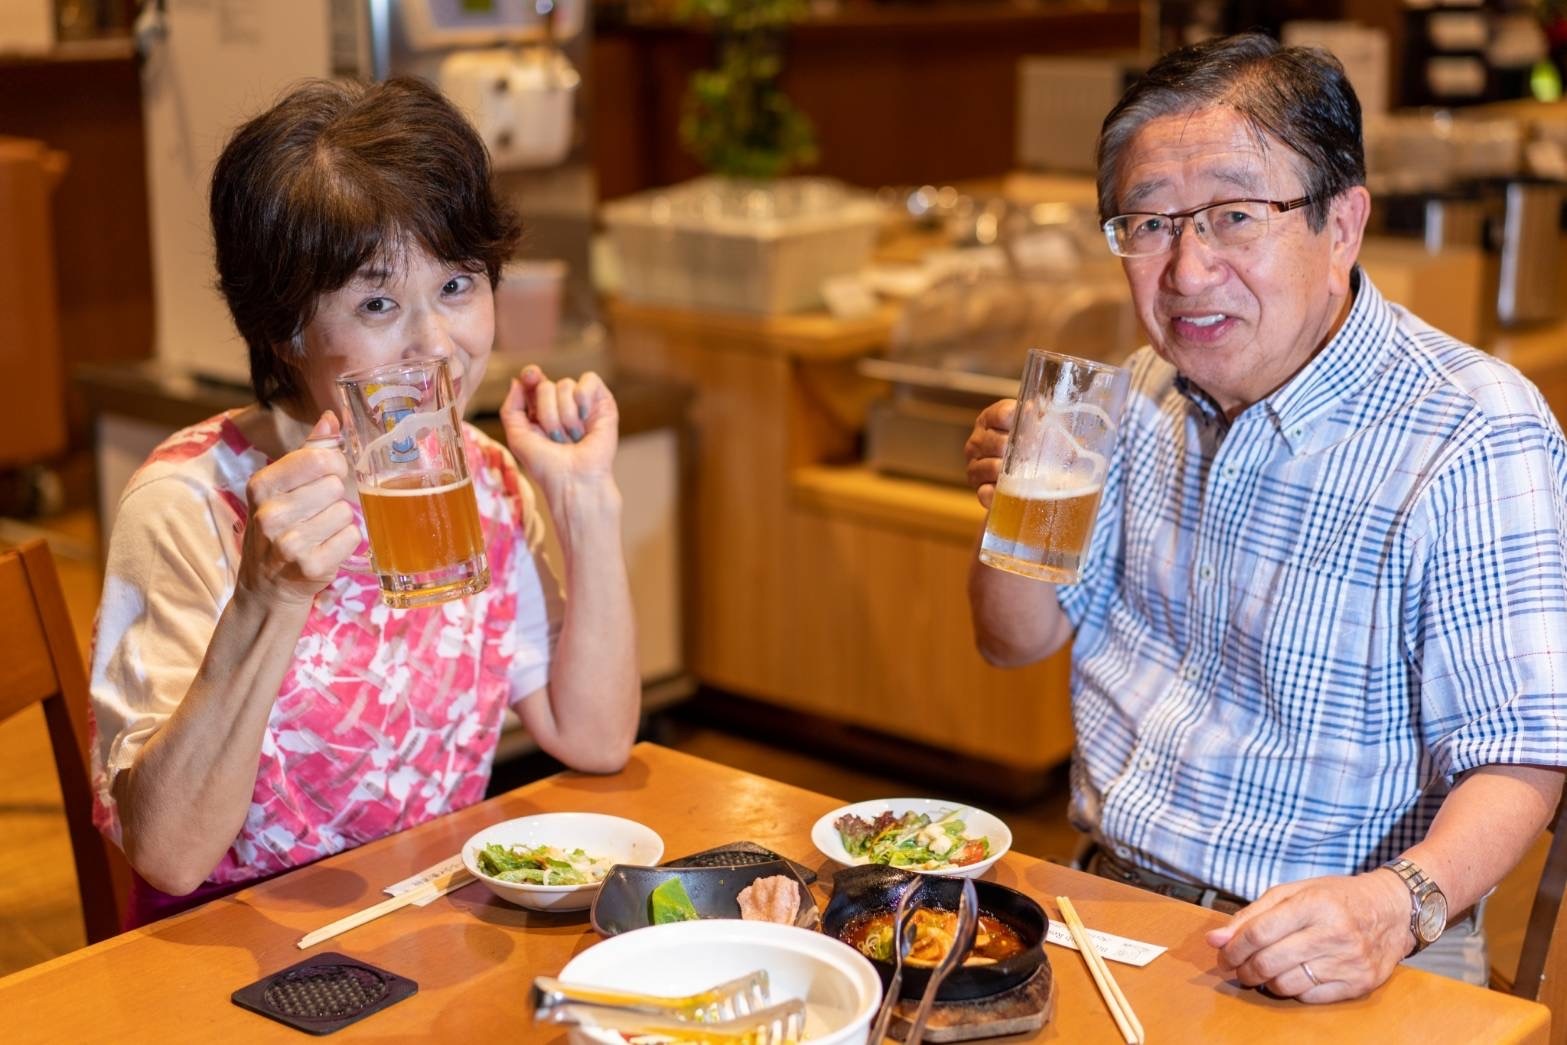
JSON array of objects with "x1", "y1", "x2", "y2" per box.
[
  {"x1": 1359, "y1": 237, "x2": 1489, "y2": 348},
  {"x1": 1016, "y1": 55, "x2": 1144, "y2": 174},
  {"x1": 0, "y1": 2, "x2": 53, "y2": 52}
]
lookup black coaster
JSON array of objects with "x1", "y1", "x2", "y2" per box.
[
  {"x1": 232, "y1": 952, "x2": 417, "y2": 1035},
  {"x1": 665, "y1": 840, "x2": 819, "y2": 884}
]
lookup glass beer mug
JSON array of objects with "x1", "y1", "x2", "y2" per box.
[
  {"x1": 979, "y1": 349, "x2": 1130, "y2": 584},
  {"x1": 335, "y1": 357, "x2": 489, "y2": 608}
]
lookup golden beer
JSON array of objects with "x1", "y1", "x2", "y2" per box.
[
  {"x1": 979, "y1": 474, "x2": 1105, "y2": 583},
  {"x1": 359, "y1": 471, "x2": 489, "y2": 606}
]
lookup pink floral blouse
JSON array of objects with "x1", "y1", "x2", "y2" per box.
[{"x1": 89, "y1": 413, "x2": 561, "y2": 887}]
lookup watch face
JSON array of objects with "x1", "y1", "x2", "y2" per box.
[{"x1": 1417, "y1": 891, "x2": 1449, "y2": 942}]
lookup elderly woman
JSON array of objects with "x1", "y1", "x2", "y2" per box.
[{"x1": 89, "y1": 77, "x2": 638, "y2": 925}]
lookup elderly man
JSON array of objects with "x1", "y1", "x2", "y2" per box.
[{"x1": 966, "y1": 33, "x2": 1567, "y2": 1000}]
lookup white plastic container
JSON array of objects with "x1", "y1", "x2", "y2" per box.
[
  {"x1": 602, "y1": 176, "x2": 884, "y2": 314},
  {"x1": 439, "y1": 47, "x2": 579, "y2": 171}
]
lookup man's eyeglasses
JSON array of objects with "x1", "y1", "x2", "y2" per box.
[{"x1": 1101, "y1": 196, "x2": 1314, "y2": 258}]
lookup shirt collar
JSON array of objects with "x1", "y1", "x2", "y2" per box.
[{"x1": 1173, "y1": 371, "x2": 1226, "y2": 429}]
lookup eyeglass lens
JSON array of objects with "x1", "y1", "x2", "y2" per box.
[{"x1": 1109, "y1": 201, "x2": 1276, "y2": 257}]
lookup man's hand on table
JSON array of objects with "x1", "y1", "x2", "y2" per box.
[{"x1": 1205, "y1": 869, "x2": 1413, "y2": 1002}]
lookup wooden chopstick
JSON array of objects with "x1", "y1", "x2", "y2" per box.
[
  {"x1": 1057, "y1": 895, "x2": 1145, "y2": 1045},
  {"x1": 297, "y1": 866, "x2": 473, "y2": 949}
]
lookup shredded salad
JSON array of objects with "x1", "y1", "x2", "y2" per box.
[
  {"x1": 834, "y1": 807, "x2": 990, "y2": 870},
  {"x1": 474, "y1": 843, "x2": 612, "y2": 886}
]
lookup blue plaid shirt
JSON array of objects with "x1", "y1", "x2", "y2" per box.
[{"x1": 1057, "y1": 271, "x2": 1567, "y2": 901}]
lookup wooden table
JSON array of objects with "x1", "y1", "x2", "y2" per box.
[{"x1": 1, "y1": 744, "x2": 1548, "y2": 1043}]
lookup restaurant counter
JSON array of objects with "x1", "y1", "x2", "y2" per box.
[{"x1": 607, "y1": 299, "x2": 1076, "y2": 792}]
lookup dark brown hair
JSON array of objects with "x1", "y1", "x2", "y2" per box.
[
  {"x1": 209, "y1": 77, "x2": 523, "y2": 407},
  {"x1": 1096, "y1": 32, "x2": 1365, "y2": 233}
]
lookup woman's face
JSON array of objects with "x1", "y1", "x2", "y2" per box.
[{"x1": 291, "y1": 244, "x2": 495, "y2": 422}]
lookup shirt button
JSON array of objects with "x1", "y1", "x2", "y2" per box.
[
  {"x1": 1184, "y1": 665, "x2": 1199, "y2": 681},
  {"x1": 1115, "y1": 845, "x2": 1132, "y2": 859},
  {"x1": 1139, "y1": 755, "x2": 1156, "y2": 771},
  {"x1": 1223, "y1": 464, "x2": 1238, "y2": 478},
  {"x1": 1199, "y1": 563, "x2": 1214, "y2": 580},
  {"x1": 1290, "y1": 426, "x2": 1305, "y2": 440}
]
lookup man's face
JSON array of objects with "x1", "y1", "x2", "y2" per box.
[{"x1": 1111, "y1": 106, "x2": 1367, "y2": 417}]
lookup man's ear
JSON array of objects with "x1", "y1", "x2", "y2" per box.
[{"x1": 1327, "y1": 186, "x2": 1371, "y2": 296}]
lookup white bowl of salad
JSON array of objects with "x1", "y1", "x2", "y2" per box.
[
  {"x1": 810, "y1": 798, "x2": 1010, "y2": 879},
  {"x1": 462, "y1": 812, "x2": 664, "y2": 911}
]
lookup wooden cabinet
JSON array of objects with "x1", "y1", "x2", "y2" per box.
[
  {"x1": 609, "y1": 300, "x2": 1075, "y2": 783},
  {"x1": 0, "y1": 43, "x2": 153, "y2": 447}
]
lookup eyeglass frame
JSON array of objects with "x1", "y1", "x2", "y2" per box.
[{"x1": 1101, "y1": 195, "x2": 1315, "y2": 258}]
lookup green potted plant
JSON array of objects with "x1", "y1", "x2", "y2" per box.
[
  {"x1": 601, "y1": 0, "x2": 883, "y2": 313},
  {"x1": 677, "y1": 0, "x2": 818, "y2": 180}
]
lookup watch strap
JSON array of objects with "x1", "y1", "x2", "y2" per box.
[{"x1": 1382, "y1": 857, "x2": 1445, "y2": 955}]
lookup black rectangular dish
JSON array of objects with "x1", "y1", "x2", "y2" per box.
[{"x1": 590, "y1": 859, "x2": 819, "y2": 936}]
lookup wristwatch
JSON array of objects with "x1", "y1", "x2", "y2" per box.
[{"x1": 1382, "y1": 857, "x2": 1448, "y2": 955}]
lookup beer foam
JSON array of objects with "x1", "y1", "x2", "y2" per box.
[
  {"x1": 363, "y1": 475, "x2": 472, "y2": 497},
  {"x1": 996, "y1": 473, "x2": 1103, "y2": 500}
]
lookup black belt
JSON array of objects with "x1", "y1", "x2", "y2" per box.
[
  {"x1": 1083, "y1": 844, "x2": 1249, "y2": 914},
  {"x1": 1084, "y1": 844, "x2": 1480, "y2": 932}
]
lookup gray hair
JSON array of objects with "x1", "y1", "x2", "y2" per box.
[{"x1": 1095, "y1": 32, "x2": 1365, "y2": 232}]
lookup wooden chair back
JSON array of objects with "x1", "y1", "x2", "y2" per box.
[
  {"x1": 0, "y1": 538, "x2": 128, "y2": 942},
  {"x1": 1513, "y1": 796, "x2": 1567, "y2": 1043}
]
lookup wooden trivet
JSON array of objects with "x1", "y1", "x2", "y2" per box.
[{"x1": 887, "y1": 961, "x2": 1055, "y2": 1042}]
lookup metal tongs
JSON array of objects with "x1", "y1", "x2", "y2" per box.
[
  {"x1": 531, "y1": 971, "x2": 807, "y2": 1044},
  {"x1": 867, "y1": 881, "x2": 921, "y2": 1043},
  {"x1": 873, "y1": 877, "x2": 979, "y2": 1044}
]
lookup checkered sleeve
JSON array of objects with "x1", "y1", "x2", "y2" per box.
[{"x1": 1409, "y1": 398, "x2": 1567, "y2": 783}]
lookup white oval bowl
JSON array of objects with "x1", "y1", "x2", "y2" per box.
[
  {"x1": 810, "y1": 797, "x2": 1011, "y2": 879},
  {"x1": 462, "y1": 812, "x2": 664, "y2": 911},
  {"x1": 557, "y1": 920, "x2": 881, "y2": 1045}
]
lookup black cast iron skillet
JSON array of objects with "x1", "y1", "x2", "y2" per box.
[{"x1": 821, "y1": 864, "x2": 1049, "y2": 1002}]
